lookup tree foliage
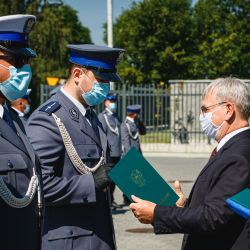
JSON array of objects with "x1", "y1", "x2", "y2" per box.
[
  {"x1": 0, "y1": 0, "x2": 91, "y2": 106},
  {"x1": 110, "y1": 0, "x2": 250, "y2": 83},
  {"x1": 188, "y1": 0, "x2": 250, "y2": 78},
  {"x1": 112, "y1": 0, "x2": 193, "y2": 84}
]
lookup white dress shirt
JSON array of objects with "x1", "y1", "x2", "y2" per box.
[
  {"x1": 105, "y1": 107, "x2": 113, "y2": 115},
  {"x1": 60, "y1": 86, "x2": 87, "y2": 117},
  {"x1": 0, "y1": 104, "x2": 4, "y2": 118},
  {"x1": 126, "y1": 116, "x2": 134, "y2": 123},
  {"x1": 60, "y1": 86, "x2": 92, "y2": 126},
  {"x1": 217, "y1": 127, "x2": 250, "y2": 151},
  {"x1": 11, "y1": 106, "x2": 24, "y2": 117}
]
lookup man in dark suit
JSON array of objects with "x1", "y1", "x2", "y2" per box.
[
  {"x1": 130, "y1": 77, "x2": 250, "y2": 250},
  {"x1": 26, "y1": 44, "x2": 124, "y2": 250},
  {"x1": 0, "y1": 15, "x2": 43, "y2": 250}
]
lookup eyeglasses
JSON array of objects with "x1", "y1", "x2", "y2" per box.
[
  {"x1": 0, "y1": 55, "x2": 30, "y2": 68},
  {"x1": 201, "y1": 102, "x2": 227, "y2": 115}
]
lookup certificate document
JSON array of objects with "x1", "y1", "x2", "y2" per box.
[{"x1": 109, "y1": 147, "x2": 178, "y2": 206}]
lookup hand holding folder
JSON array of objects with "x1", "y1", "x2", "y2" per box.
[{"x1": 109, "y1": 147, "x2": 179, "y2": 206}]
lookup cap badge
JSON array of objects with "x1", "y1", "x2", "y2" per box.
[{"x1": 24, "y1": 18, "x2": 35, "y2": 34}]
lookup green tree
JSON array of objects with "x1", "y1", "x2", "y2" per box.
[
  {"x1": 30, "y1": 3, "x2": 91, "y2": 85},
  {"x1": 0, "y1": 0, "x2": 92, "y2": 106},
  {"x1": 189, "y1": 0, "x2": 250, "y2": 78},
  {"x1": 111, "y1": 0, "x2": 193, "y2": 84}
]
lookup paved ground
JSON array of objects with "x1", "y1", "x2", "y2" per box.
[{"x1": 112, "y1": 155, "x2": 209, "y2": 250}]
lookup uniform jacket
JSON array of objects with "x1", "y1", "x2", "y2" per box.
[
  {"x1": 153, "y1": 129, "x2": 250, "y2": 250},
  {"x1": 121, "y1": 118, "x2": 141, "y2": 154},
  {"x1": 0, "y1": 106, "x2": 42, "y2": 250},
  {"x1": 26, "y1": 90, "x2": 116, "y2": 250},
  {"x1": 98, "y1": 109, "x2": 122, "y2": 158},
  {"x1": 10, "y1": 107, "x2": 27, "y2": 126}
]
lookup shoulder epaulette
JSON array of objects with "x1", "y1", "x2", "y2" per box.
[{"x1": 39, "y1": 101, "x2": 61, "y2": 115}]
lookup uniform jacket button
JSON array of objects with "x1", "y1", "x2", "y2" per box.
[{"x1": 7, "y1": 160, "x2": 13, "y2": 168}]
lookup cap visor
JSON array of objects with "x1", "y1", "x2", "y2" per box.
[
  {"x1": 11, "y1": 47, "x2": 37, "y2": 57},
  {"x1": 93, "y1": 70, "x2": 122, "y2": 82},
  {"x1": 0, "y1": 45, "x2": 37, "y2": 57}
]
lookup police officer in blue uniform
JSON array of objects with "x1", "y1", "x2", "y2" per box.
[
  {"x1": 121, "y1": 104, "x2": 146, "y2": 155},
  {"x1": 120, "y1": 104, "x2": 146, "y2": 206},
  {"x1": 98, "y1": 92, "x2": 122, "y2": 209},
  {"x1": 26, "y1": 44, "x2": 124, "y2": 250},
  {"x1": 11, "y1": 88, "x2": 32, "y2": 125},
  {"x1": 0, "y1": 14, "x2": 43, "y2": 250}
]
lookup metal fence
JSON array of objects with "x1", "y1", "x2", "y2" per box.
[{"x1": 40, "y1": 79, "x2": 250, "y2": 144}]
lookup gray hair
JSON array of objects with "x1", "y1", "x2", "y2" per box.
[{"x1": 203, "y1": 77, "x2": 250, "y2": 119}]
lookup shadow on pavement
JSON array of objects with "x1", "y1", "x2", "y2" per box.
[{"x1": 112, "y1": 208, "x2": 130, "y2": 215}]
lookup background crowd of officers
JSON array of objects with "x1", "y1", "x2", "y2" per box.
[
  {"x1": 98, "y1": 94, "x2": 146, "y2": 208},
  {"x1": 0, "y1": 13, "x2": 146, "y2": 250}
]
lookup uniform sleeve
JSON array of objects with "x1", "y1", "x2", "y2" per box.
[
  {"x1": 121, "y1": 122, "x2": 131, "y2": 154},
  {"x1": 26, "y1": 111, "x2": 96, "y2": 206},
  {"x1": 137, "y1": 119, "x2": 146, "y2": 135},
  {"x1": 153, "y1": 154, "x2": 250, "y2": 234},
  {"x1": 98, "y1": 113, "x2": 107, "y2": 133}
]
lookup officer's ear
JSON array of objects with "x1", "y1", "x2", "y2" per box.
[{"x1": 71, "y1": 66, "x2": 82, "y2": 84}]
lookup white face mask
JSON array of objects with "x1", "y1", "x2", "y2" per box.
[{"x1": 199, "y1": 110, "x2": 224, "y2": 139}]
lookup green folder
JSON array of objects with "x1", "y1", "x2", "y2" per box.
[
  {"x1": 229, "y1": 188, "x2": 250, "y2": 208},
  {"x1": 109, "y1": 147, "x2": 178, "y2": 206},
  {"x1": 226, "y1": 188, "x2": 250, "y2": 219}
]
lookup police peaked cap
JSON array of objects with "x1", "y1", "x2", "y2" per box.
[
  {"x1": 67, "y1": 44, "x2": 124, "y2": 82},
  {"x1": 127, "y1": 104, "x2": 142, "y2": 114},
  {"x1": 21, "y1": 88, "x2": 32, "y2": 101},
  {"x1": 0, "y1": 14, "x2": 37, "y2": 57}
]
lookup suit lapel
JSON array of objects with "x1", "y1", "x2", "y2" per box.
[
  {"x1": 12, "y1": 118, "x2": 36, "y2": 164},
  {"x1": 96, "y1": 116, "x2": 107, "y2": 157},
  {"x1": 197, "y1": 129, "x2": 250, "y2": 179},
  {"x1": 0, "y1": 118, "x2": 28, "y2": 154},
  {"x1": 197, "y1": 153, "x2": 220, "y2": 177},
  {"x1": 187, "y1": 155, "x2": 219, "y2": 203},
  {"x1": 79, "y1": 115, "x2": 102, "y2": 147}
]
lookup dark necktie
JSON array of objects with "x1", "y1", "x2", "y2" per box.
[
  {"x1": 85, "y1": 109, "x2": 100, "y2": 139},
  {"x1": 210, "y1": 147, "x2": 217, "y2": 159},
  {"x1": 3, "y1": 107, "x2": 17, "y2": 133}
]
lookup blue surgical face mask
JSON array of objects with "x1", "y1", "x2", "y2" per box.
[
  {"x1": 24, "y1": 104, "x2": 30, "y2": 115},
  {"x1": 109, "y1": 102, "x2": 117, "y2": 112},
  {"x1": 0, "y1": 64, "x2": 32, "y2": 101},
  {"x1": 81, "y1": 82, "x2": 110, "y2": 106},
  {"x1": 199, "y1": 109, "x2": 225, "y2": 139}
]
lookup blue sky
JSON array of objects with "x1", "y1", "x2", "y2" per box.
[
  {"x1": 64, "y1": 0, "x2": 142, "y2": 45},
  {"x1": 64, "y1": 0, "x2": 196, "y2": 45}
]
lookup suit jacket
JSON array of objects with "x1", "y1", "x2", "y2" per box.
[
  {"x1": 26, "y1": 90, "x2": 116, "y2": 250},
  {"x1": 0, "y1": 106, "x2": 42, "y2": 250},
  {"x1": 153, "y1": 129, "x2": 250, "y2": 250},
  {"x1": 121, "y1": 118, "x2": 141, "y2": 154},
  {"x1": 98, "y1": 109, "x2": 122, "y2": 158}
]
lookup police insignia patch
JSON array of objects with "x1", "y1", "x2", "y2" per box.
[
  {"x1": 69, "y1": 108, "x2": 79, "y2": 120},
  {"x1": 39, "y1": 101, "x2": 60, "y2": 115}
]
